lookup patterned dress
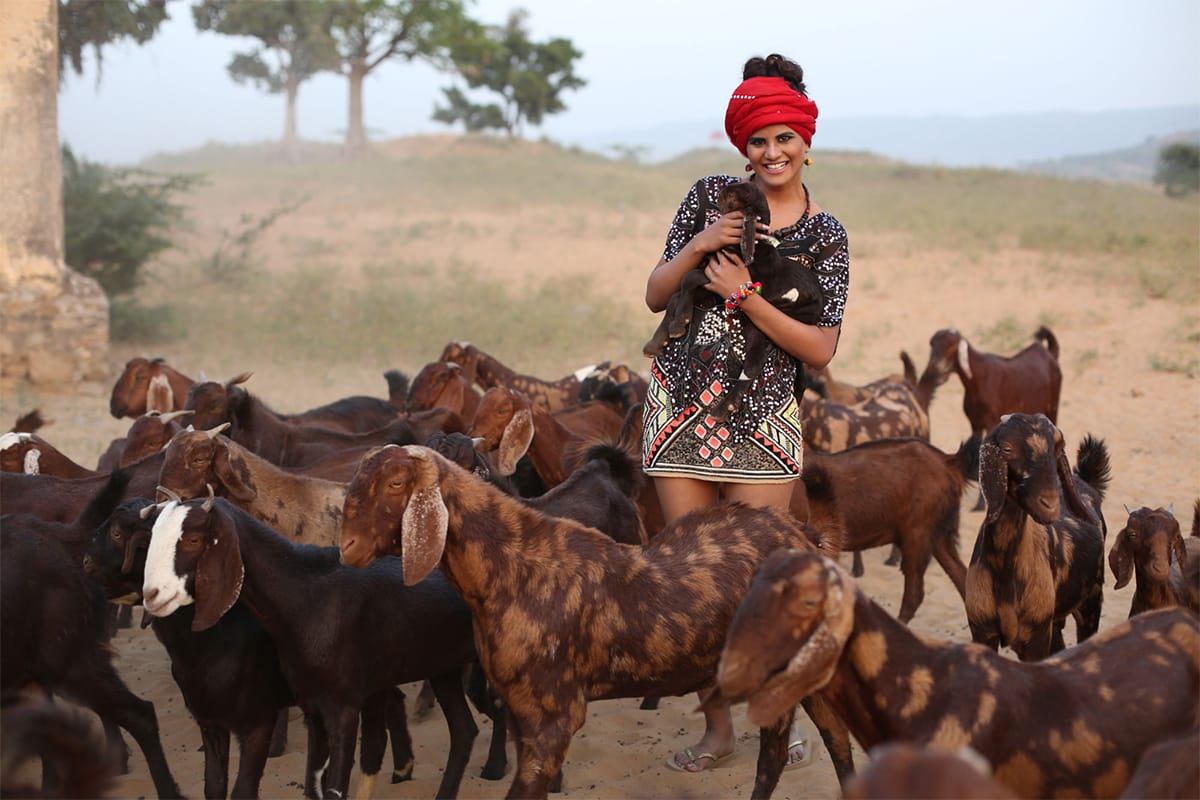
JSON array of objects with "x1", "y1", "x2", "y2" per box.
[{"x1": 642, "y1": 175, "x2": 850, "y2": 482}]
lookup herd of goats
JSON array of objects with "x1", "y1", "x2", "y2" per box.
[{"x1": 0, "y1": 325, "x2": 1197, "y2": 800}]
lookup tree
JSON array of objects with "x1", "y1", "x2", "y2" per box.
[
  {"x1": 61, "y1": 144, "x2": 200, "y2": 299},
  {"x1": 434, "y1": 9, "x2": 584, "y2": 138},
  {"x1": 192, "y1": 0, "x2": 340, "y2": 153},
  {"x1": 325, "y1": 0, "x2": 471, "y2": 155},
  {"x1": 58, "y1": 0, "x2": 168, "y2": 85},
  {"x1": 1153, "y1": 141, "x2": 1200, "y2": 198}
]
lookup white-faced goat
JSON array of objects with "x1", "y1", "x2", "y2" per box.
[
  {"x1": 140, "y1": 494, "x2": 505, "y2": 799},
  {"x1": 965, "y1": 413, "x2": 1111, "y2": 661},
  {"x1": 338, "y1": 444, "x2": 851, "y2": 800},
  {"x1": 716, "y1": 550, "x2": 1199, "y2": 800}
]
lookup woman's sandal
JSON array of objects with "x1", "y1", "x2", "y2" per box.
[
  {"x1": 784, "y1": 737, "x2": 816, "y2": 771},
  {"x1": 665, "y1": 747, "x2": 734, "y2": 773}
]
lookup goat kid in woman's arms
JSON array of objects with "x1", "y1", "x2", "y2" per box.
[
  {"x1": 715, "y1": 549, "x2": 1200, "y2": 800},
  {"x1": 338, "y1": 444, "x2": 852, "y2": 800}
]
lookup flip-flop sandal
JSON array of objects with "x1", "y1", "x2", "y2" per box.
[
  {"x1": 665, "y1": 747, "x2": 733, "y2": 772},
  {"x1": 784, "y1": 737, "x2": 816, "y2": 771}
]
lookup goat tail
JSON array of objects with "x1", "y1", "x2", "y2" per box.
[
  {"x1": 1191, "y1": 498, "x2": 1199, "y2": 539},
  {"x1": 383, "y1": 369, "x2": 410, "y2": 409},
  {"x1": 1074, "y1": 434, "x2": 1112, "y2": 500},
  {"x1": 899, "y1": 351, "x2": 918, "y2": 388},
  {"x1": 578, "y1": 441, "x2": 646, "y2": 500},
  {"x1": 1034, "y1": 326, "x2": 1060, "y2": 361},
  {"x1": 954, "y1": 436, "x2": 983, "y2": 486}
]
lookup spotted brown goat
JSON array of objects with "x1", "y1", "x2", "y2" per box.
[
  {"x1": 1108, "y1": 499, "x2": 1200, "y2": 617},
  {"x1": 966, "y1": 413, "x2": 1111, "y2": 661},
  {"x1": 798, "y1": 381, "x2": 929, "y2": 453},
  {"x1": 716, "y1": 549, "x2": 1200, "y2": 800},
  {"x1": 438, "y1": 341, "x2": 610, "y2": 414},
  {"x1": 338, "y1": 444, "x2": 853, "y2": 799}
]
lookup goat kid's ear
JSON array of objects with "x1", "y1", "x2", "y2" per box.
[
  {"x1": 400, "y1": 450, "x2": 448, "y2": 587},
  {"x1": 1108, "y1": 537, "x2": 1134, "y2": 590},
  {"x1": 192, "y1": 511, "x2": 244, "y2": 632},
  {"x1": 978, "y1": 440, "x2": 1008, "y2": 525},
  {"x1": 497, "y1": 408, "x2": 534, "y2": 477}
]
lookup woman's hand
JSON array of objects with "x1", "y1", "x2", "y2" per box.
[
  {"x1": 703, "y1": 249, "x2": 752, "y2": 298},
  {"x1": 692, "y1": 211, "x2": 750, "y2": 256}
]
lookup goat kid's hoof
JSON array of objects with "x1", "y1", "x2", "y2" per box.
[{"x1": 391, "y1": 759, "x2": 414, "y2": 783}]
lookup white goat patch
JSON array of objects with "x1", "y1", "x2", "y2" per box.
[
  {"x1": 573, "y1": 362, "x2": 600, "y2": 382},
  {"x1": 143, "y1": 502, "x2": 195, "y2": 617},
  {"x1": 781, "y1": 288, "x2": 800, "y2": 303},
  {"x1": 956, "y1": 338, "x2": 973, "y2": 379},
  {"x1": 0, "y1": 432, "x2": 31, "y2": 451},
  {"x1": 23, "y1": 449, "x2": 40, "y2": 474}
]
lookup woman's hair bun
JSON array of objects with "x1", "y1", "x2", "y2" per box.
[{"x1": 742, "y1": 53, "x2": 808, "y2": 96}]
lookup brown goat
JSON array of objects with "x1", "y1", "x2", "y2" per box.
[
  {"x1": 807, "y1": 351, "x2": 919, "y2": 407},
  {"x1": 158, "y1": 426, "x2": 346, "y2": 545},
  {"x1": 467, "y1": 386, "x2": 624, "y2": 485},
  {"x1": 109, "y1": 356, "x2": 195, "y2": 418},
  {"x1": 1119, "y1": 727, "x2": 1200, "y2": 800},
  {"x1": 841, "y1": 742, "x2": 1017, "y2": 800},
  {"x1": 338, "y1": 444, "x2": 853, "y2": 799},
  {"x1": 1108, "y1": 500, "x2": 1200, "y2": 616},
  {"x1": 0, "y1": 432, "x2": 95, "y2": 479},
  {"x1": 799, "y1": 381, "x2": 929, "y2": 453},
  {"x1": 716, "y1": 549, "x2": 1200, "y2": 800},
  {"x1": 439, "y1": 341, "x2": 605, "y2": 414},
  {"x1": 916, "y1": 326, "x2": 1062, "y2": 440},
  {"x1": 966, "y1": 413, "x2": 1111, "y2": 661},
  {"x1": 798, "y1": 436, "x2": 978, "y2": 623},
  {"x1": 107, "y1": 410, "x2": 195, "y2": 469},
  {"x1": 184, "y1": 372, "x2": 458, "y2": 468},
  {"x1": 406, "y1": 360, "x2": 481, "y2": 419}
]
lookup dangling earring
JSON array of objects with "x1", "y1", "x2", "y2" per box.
[
  {"x1": 745, "y1": 163, "x2": 754, "y2": 172},
  {"x1": 803, "y1": 156, "x2": 813, "y2": 166}
]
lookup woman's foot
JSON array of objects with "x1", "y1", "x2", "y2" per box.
[
  {"x1": 667, "y1": 746, "x2": 734, "y2": 773},
  {"x1": 785, "y1": 737, "x2": 816, "y2": 770}
]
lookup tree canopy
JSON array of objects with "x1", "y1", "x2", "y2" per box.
[
  {"x1": 1154, "y1": 141, "x2": 1200, "y2": 198},
  {"x1": 434, "y1": 9, "x2": 584, "y2": 137},
  {"x1": 58, "y1": 0, "x2": 168, "y2": 84},
  {"x1": 192, "y1": 0, "x2": 340, "y2": 149}
]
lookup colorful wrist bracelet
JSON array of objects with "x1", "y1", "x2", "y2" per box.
[{"x1": 725, "y1": 281, "x2": 763, "y2": 312}]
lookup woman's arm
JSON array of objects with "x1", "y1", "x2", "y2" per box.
[
  {"x1": 700, "y1": 249, "x2": 841, "y2": 368},
  {"x1": 645, "y1": 211, "x2": 751, "y2": 312}
]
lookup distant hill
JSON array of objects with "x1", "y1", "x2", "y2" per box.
[
  {"x1": 574, "y1": 104, "x2": 1200, "y2": 172},
  {"x1": 1019, "y1": 129, "x2": 1200, "y2": 184}
]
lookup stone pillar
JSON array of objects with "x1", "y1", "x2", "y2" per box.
[{"x1": 0, "y1": 0, "x2": 109, "y2": 387}]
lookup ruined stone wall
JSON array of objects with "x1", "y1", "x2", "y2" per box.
[{"x1": 0, "y1": 0, "x2": 110, "y2": 388}]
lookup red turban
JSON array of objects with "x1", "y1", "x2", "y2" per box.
[{"x1": 724, "y1": 76, "x2": 819, "y2": 156}]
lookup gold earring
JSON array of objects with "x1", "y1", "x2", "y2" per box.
[{"x1": 803, "y1": 156, "x2": 813, "y2": 166}]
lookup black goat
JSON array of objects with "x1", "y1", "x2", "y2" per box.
[
  {"x1": 1, "y1": 497, "x2": 181, "y2": 798},
  {"x1": 141, "y1": 496, "x2": 505, "y2": 799}
]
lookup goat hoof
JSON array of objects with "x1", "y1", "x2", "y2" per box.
[
  {"x1": 480, "y1": 763, "x2": 507, "y2": 781},
  {"x1": 639, "y1": 696, "x2": 660, "y2": 711},
  {"x1": 391, "y1": 760, "x2": 414, "y2": 783}
]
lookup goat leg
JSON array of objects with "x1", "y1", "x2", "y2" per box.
[
  {"x1": 384, "y1": 687, "x2": 414, "y2": 783},
  {"x1": 429, "y1": 669, "x2": 480, "y2": 799},
  {"x1": 750, "y1": 709, "x2": 792, "y2": 800},
  {"x1": 231, "y1": 721, "x2": 275, "y2": 800},
  {"x1": 198, "y1": 723, "x2": 231, "y2": 800}
]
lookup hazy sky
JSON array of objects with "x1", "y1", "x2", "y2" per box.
[{"x1": 58, "y1": 0, "x2": 1200, "y2": 165}]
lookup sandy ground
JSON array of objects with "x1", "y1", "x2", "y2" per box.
[{"x1": 6, "y1": 200, "x2": 1199, "y2": 799}]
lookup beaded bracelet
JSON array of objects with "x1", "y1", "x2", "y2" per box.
[{"x1": 725, "y1": 280, "x2": 763, "y2": 312}]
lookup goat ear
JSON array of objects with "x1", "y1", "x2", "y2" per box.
[
  {"x1": 213, "y1": 442, "x2": 256, "y2": 504},
  {"x1": 745, "y1": 560, "x2": 855, "y2": 728},
  {"x1": 1108, "y1": 535, "x2": 1133, "y2": 590},
  {"x1": 496, "y1": 408, "x2": 534, "y2": 476},
  {"x1": 1171, "y1": 527, "x2": 1188, "y2": 570},
  {"x1": 146, "y1": 374, "x2": 174, "y2": 414},
  {"x1": 1055, "y1": 437, "x2": 1097, "y2": 526},
  {"x1": 400, "y1": 449, "x2": 448, "y2": 587},
  {"x1": 955, "y1": 337, "x2": 972, "y2": 379},
  {"x1": 979, "y1": 439, "x2": 1008, "y2": 525},
  {"x1": 192, "y1": 512, "x2": 244, "y2": 632}
]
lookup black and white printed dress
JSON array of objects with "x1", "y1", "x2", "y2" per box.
[{"x1": 642, "y1": 174, "x2": 849, "y2": 483}]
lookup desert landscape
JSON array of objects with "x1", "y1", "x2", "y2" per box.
[{"x1": 4, "y1": 136, "x2": 1198, "y2": 799}]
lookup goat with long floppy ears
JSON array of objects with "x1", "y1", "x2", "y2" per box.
[
  {"x1": 716, "y1": 549, "x2": 1200, "y2": 800},
  {"x1": 338, "y1": 443, "x2": 854, "y2": 799}
]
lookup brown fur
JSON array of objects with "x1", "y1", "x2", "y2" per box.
[
  {"x1": 109, "y1": 356, "x2": 195, "y2": 418},
  {"x1": 1119, "y1": 727, "x2": 1200, "y2": 799},
  {"x1": 842, "y1": 742, "x2": 1018, "y2": 799},
  {"x1": 0, "y1": 432, "x2": 95, "y2": 479},
  {"x1": 799, "y1": 381, "x2": 929, "y2": 453},
  {"x1": 1109, "y1": 502, "x2": 1200, "y2": 617},
  {"x1": 717, "y1": 550, "x2": 1200, "y2": 800},
  {"x1": 158, "y1": 426, "x2": 346, "y2": 545},
  {"x1": 407, "y1": 360, "x2": 482, "y2": 419},
  {"x1": 967, "y1": 414, "x2": 1111, "y2": 661},
  {"x1": 339, "y1": 444, "x2": 850, "y2": 799},
  {"x1": 438, "y1": 341, "x2": 594, "y2": 414}
]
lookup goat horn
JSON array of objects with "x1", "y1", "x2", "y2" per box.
[
  {"x1": 156, "y1": 485, "x2": 182, "y2": 504},
  {"x1": 202, "y1": 483, "x2": 215, "y2": 512},
  {"x1": 205, "y1": 422, "x2": 232, "y2": 439},
  {"x1": 471, "y1": 437, "x2": 486, "y2": 448},
  {"x1": 158, "y1": 409, "x2": 194, "y2": 425},
  {"x1": 1124, "y1": 503, "x2": 1134, "y2": 515},
  {"x1": 1168, "y1": 502, "x2": 1175, "y2": 515},
  {"x1": 139, "y1": 504, "x2": 155, "y2": 519}
]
